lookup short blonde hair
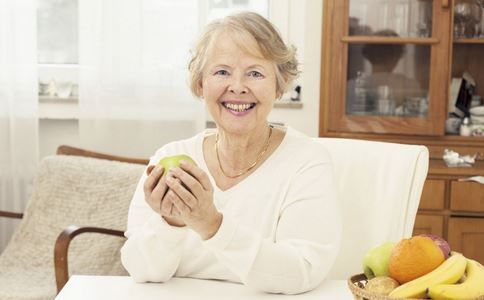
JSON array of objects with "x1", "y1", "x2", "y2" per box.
[{"x1": 188, "y1": 12, "x2": 299, "y2": 98}]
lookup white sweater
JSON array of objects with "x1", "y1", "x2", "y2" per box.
[{"x1": 120, "y1": 127, "x2": 341, "y2": 294}]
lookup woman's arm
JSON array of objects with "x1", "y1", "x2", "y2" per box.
[{"x1": 120, "y1": 162, "x2": 188, "y2": 283}]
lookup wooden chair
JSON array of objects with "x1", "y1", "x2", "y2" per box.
[
  {"x1": 0, "y1": 145, "x2": 148, "y2": 299},
  {"x1": 56, "y1": 145, "x2": 148, "y2": 165},
  {"x1": 53, "y1": 145, "x2": 148, "y2": 292}
]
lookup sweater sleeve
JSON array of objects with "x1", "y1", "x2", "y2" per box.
[
  {"x1": 120, "y1": 152, "x2": 189, "y2": 283},
  {"x1": 203, "y1": 160, "x2": 341, "y2": 294}
]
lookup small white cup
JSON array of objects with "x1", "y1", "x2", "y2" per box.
[{"x1": 56, "y1": 82, "x2": 72, "y2": 98}]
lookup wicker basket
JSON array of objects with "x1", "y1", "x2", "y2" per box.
[
  {"x1": 348, "y1": 273, "x2": 407, "y2": 300},
  {"x1": 348, "y1": 273, "x2": 484, "y2": 300}
]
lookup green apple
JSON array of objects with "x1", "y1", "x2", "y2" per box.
[
  {"x1": 362, "y1": 241, "x2": 395, "y2": 279},
  {"x1": 158, "y1": 154, "x2": 196, "y2": 173}
]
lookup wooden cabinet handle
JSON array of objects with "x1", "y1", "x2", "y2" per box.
[{"x1": 442, "y1": 0, "x2": 450, "y2": 8}]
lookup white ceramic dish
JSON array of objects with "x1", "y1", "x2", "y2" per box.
[
  {"x1": 471, "y1": 114, "x2": 484, "y2": 124},
  {"x1": 469, "y1": 106, "x2": 484, "y2": 116}
]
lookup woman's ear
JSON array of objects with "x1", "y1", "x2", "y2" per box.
[
  {"x1": 276, "y1": 72, "x2": 290, "y2": 100},
  {"x1": 275, "y1": 90, "x2": 283, "y2": 100},
  {"x1": 275, "y1": 81, "x2": 287, "y2": 100}
]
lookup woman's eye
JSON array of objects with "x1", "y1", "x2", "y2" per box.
[
  {"x1": 248, "y1": 70, "x2": 263, "y2": 78},
  {"x1": 214, "y1": 70, "x2": 229, "y2": 76}
]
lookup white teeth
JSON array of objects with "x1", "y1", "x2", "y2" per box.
[{"x1": 224, "y1": 103, "x2": 253, "y2": 112}]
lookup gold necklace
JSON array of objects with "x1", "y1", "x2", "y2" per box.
[{"x1": 215, "y1": 126, "x2": 273, "y2": 179}]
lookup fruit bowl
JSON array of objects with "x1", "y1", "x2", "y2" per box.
[
  {"x1": 348, "y1": 273, "x2": 484, "y2": 300},
  {"x1": 348, "y1": 273, "x2": 414, "y2": 300}
]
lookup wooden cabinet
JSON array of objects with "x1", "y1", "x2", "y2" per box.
[
  {"x1": 414, "y1": 214, "x2": 444, "y2": 236},
  {"x1": 419, "y1": 179, "x2": 445, "y2": 210},
  {"x1": 320, "y1": 0, "x2": 484, "y2": 158},
  {"x1": 450, "y1": 181, "x2": 484, "y2": 212},
  {"x1": 320, "y1": 0, "x2": 484, "y2": 264},
  {"x1": 322, "y1": 0, "x2": 450, "y2": 136},
  {"x1": 413, "y1": 159, "x2": 484, "y2": 264},
  {"x1": 448, "y1": 218, "x2": 484, "y2": 264}
]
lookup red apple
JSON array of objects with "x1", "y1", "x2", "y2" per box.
[{"x1": 419, "y1": 234, "x2": 451, "y2": 259}]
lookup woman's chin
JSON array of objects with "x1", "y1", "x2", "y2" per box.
[{"x1": 217, "y1": 123, "x2": 255, "y2": 136}]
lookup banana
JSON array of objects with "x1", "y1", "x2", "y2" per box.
[
  {"x1": 388, "y1": 252, "x2": 467, "y2": 299},
  {"x1": 427, "y1": 259, "x2": 484, "y2": 299}
]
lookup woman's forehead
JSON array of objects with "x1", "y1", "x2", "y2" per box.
[
  {"x1": 207, "y1": 50, "x2": 271, "y2": 70},
  {"x1": 209, "y1": 31, "x2": 265, "y2": 59}
]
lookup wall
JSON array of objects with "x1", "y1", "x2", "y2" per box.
[
  {"x1": 39, "y1": 119, "x2": 79, "y2": 158},
  {"x1": 39, "y1": 0, "x2": 324, "y2": 159},
  {"x1": 269, "y1": 0, "x2": 323, "y2": 137}
]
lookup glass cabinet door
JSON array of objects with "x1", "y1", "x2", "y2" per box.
[
  {"x1": 325, "y1": 0, "x2": 451, "y2": 135},
  {"x1": 346, "y1": 43, "x2": 430, "y2": 118}
]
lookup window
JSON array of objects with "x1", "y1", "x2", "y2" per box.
[
  {"x1": 38, "y1": 0, "x2": 78, "y2": 64},
  {"x1": 36, "y1": 0, "x2": 271, "y2": 104},
  {"x1": 37, "y1": 0, "x2": 78, "y2": 101},
  {"x1": 205, "y1": 0, "x2": 268, "y2": 21}
]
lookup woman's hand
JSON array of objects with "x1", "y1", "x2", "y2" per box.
[
  {"x1": 164, "y1": 160, "x2": 222, "y2": 240},
  {"x1": 144, "y1": 165, "x2": 186, "y2": 227}
]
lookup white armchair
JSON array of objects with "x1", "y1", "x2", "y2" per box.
[{"x1": 318, "y1": 138, "x2": 429, "y2": 279}]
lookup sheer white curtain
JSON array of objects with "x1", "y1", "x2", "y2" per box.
[
  {"x1": 0, "y1": 0, "x2": 38, "y2": 252},
  {"x1": 78, "y1": 0, "x2": 206, "y2": 158}
]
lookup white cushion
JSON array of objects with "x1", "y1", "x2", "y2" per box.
[{"x1": 316, "y1": 138, "x2": 429, "y2": 279}]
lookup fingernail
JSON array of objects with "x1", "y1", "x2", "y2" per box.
[
  {"x1": 155, "y1": 165, "x2": 163, "y2": 173},
  {"x1": 146, "y1": 165, "x2": 155, "y2": 175},
  {"x1": 180, "y1": 160, "x2": 188, "y2": 166}
]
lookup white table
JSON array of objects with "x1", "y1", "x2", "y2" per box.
[{"x1": 56, "y1": 276, "x2": 354, "y2": 300}]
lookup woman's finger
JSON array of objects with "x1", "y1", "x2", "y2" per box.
[
  {"x1": 166, "y1": 173, "x2": 197, "y2": 209},
  {"x1": 160, "y1": 190, "x2": 174, "y2": 215},
  {"x1": 151, "y1": 174, "x2": 169, "y2": 207},
  {"x1": 143, "y1": 165, "x2": 164, "y2": 196},
  {"x1": 170, "y1": 167, "x2": 204, "y2": 198},
  {"x1": 169, "y1": 190, "x2": 191, "y2": 216},
  {"x1": 180, "y1": 161, "x2": 212, "y2": 192},
  {"x1": 146, "y1": 165, "x2": 156, "y2": 176}
]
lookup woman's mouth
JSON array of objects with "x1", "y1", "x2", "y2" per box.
[{"x1": 222, "y1": 102, "x2": 256, "y2": 115}]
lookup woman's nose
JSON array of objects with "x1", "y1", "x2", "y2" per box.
[{"x1": 228, "y1": 76, "x2": 248, "y2": 94}]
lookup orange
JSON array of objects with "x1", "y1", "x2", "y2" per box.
[{"x1": 388, "y1": 236, "x2": 445, "y2": 284}]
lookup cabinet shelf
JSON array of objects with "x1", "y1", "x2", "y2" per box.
[
  {"x1": 341, "y1": 36, "x2": 440, "y2": 45},
  {"x1": 453, "y1": 38, "x2": 484, "y2": 44}
]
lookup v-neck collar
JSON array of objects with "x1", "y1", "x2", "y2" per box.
[{"x1": 196, "y1": 126, "x2": 291, "y2": 194}]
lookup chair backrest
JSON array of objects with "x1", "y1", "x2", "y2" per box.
[
  {"x1": 316, "y1": 138, "x2": 429, "y2": 279},
  {"x1": 56, "y1": 145, "x2": 149, "y2": 165}
]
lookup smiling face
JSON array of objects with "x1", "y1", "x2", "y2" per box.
[{"x1": 200, "y1": 33, "x2": 277, "y2": 135}]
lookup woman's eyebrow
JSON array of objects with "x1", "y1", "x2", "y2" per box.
[
  {"x1": 246, "y1": 64, "x2": 266, "y2": 71},
  {"x1": 210, "y1": 64, "x2": 231, "y2": 69}
]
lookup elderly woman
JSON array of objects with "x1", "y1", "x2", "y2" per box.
[{"x1": 120, "y1": 12, "x2": 341, "y2": 294}]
